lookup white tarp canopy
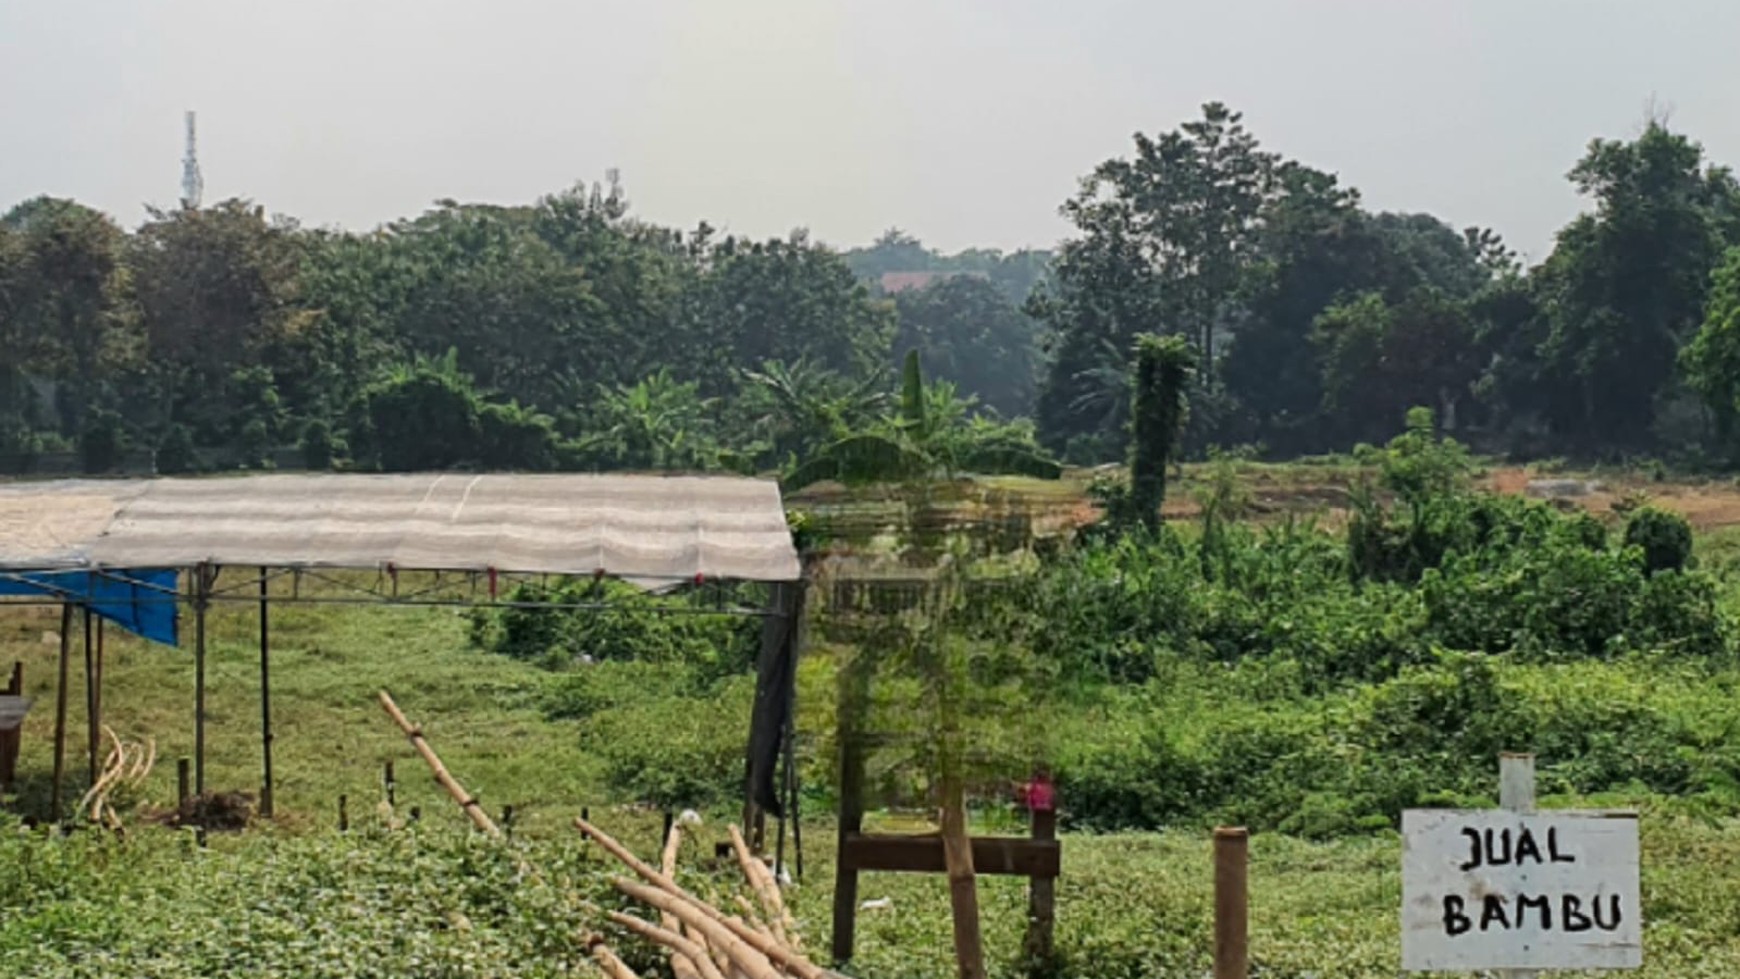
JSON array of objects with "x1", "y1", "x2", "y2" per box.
[{"x1": 0, "y1": 473, "x2": 801, "y2": 582}]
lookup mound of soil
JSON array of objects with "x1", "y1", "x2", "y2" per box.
[{"x1": 157, "y1": 791, "x2": 256, "y2": 832}]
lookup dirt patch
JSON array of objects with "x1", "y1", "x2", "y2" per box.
[{"x1": 155, "y1": 791, "x2": 257, "y2": 832}]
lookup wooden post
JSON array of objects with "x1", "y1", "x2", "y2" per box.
[
  {"x1": 1213, "y1": 827, "x2": 1249, "y2": 979},
  {"x1": 50, "y1": 603, "x2": 72, "y2": 822},
  {"x1": 940, "y1": 761, "x2": 986, "y2": 979},
  {"x1": 383, "y1": 760, "x2": 396, "y2": 808},
  {"x1": 1499, "y1": 753, "x2": 1537, "y2": 979},
  {"x1": 177, "y1": 757, "x2": 190, "y2": 808},
  {"x1": 258, "y1": 568, "x2": 274, "y2": 818},
  {"x1": 338, "y1": 794, "x2": 348, "y2": 832},
  {"x1": 0, "y1": 662, "x2": 21, "y2": 789},
  {"x1": 1023, "y1": 808, "x2": 1057, "y2": 972},
  {"x1": 194, "y1": 565, "x2": 211, "y2": 798},
  {"x1": 83, "y1": 606, "x2": 97, "y2": 787}
]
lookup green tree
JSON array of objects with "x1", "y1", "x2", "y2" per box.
[
  {"x1": 891, "y1": 275, "x2": 1039, "y2": 417},
  {"x1": 131, "y1": 200, "x2": 310, "y2": 447},
  {"x1": 1535, "y1": 120, "x2": 1740, "y2": 450},
  {"x1": 1681, "y1": 248, "x2": 1740, "y2": 452},
  {"x1": 1128, "y1": 335, "x2": 1195, "y2": 529},
  {"x1": 2, "y1": 197, "x2": 134, "y2": 435},
  {"x1": 1313, "y1": 288, "x2": 1480, "y2": 446}
]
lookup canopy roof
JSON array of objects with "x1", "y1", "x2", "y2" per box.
[{"x1": 0, "y1": 473, "x2": 800, "y2": 582}]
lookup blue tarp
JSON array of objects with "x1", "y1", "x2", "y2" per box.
[{"x1": 0, "y1": 569, "x2": 180, "y2": 647}]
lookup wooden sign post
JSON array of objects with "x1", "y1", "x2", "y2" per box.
[{"x1": 1402, "y1": 754, "x2": 1641, "y2": 974}]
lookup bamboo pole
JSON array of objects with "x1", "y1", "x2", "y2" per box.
[
  {"x1": 727, "y1": 824, "x2": 792, "y2": 947},
  {"x1": 939, "y1": 757, "x2": 985, "y2": 979},
  {"x1": 613, "y1": 879, "x2": 782, "y2": 979},
  {"x1": 590, "y1": 942, "x2": 641, "y2": 979},
  {"x1": 575, "y1": 816, "x2": 839, "y2": 979},
  {"x1": 377, "y1": 690, "x2": 499, "y2": 836},
  {"x1": 660, "y1": 823, "x2": 705, "y2": 979},
  {"x1": 609, "y1": 911, "x2": 728, "y2": 979}
]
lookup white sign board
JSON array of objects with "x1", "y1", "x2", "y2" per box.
[{"x1": 1402, "y1": 809, "x2": 1641, "y2": 972}]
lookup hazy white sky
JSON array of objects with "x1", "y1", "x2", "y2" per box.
[{"x1": 4, "y1": 0, "x2": 1738, "y2": 262}]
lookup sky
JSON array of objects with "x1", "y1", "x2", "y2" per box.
[{"x1": 3, "y1": 0, "x2": 1739, "y2": 264}]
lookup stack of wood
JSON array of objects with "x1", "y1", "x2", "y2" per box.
[
  {"x1": 379, "y1": 690, "x2": 840, "y2": 979},
  {"x1": 577, "y1": 815, "x2": 834, "y2": 979}
]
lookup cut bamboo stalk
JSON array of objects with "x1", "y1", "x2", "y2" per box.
[
  {"x1": 590, "y1": 942, "x2": 640, "y2": 979},
  {"x1": 940, "y1": 764, "x2": 986, "y2": 979},
  {"x1": 574, "y1": 817, "x2": 839, "y2": 979},
  {"x1": 378, "y1": 690, "x2": 499, "y2": 837},
  {"x1": 609, "y1": 912, "x2": 728, "y2": 979},
  {"x1": 613, "y1": 878, "x2": 781, "y2": 979},
  {"x1": 659, "y1": 823, "x2": 704, "y2": 979},
  {"x1": 728, "y1": 824, "x2": 792, "y2": 947}
]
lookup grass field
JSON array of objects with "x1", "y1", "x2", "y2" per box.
[{"x1": 9, "y1": 465, "x2": 1740, "y2": 975}]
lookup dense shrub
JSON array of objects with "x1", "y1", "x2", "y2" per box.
[
  {"x1": 1046, "y1": 654, "x2": 1740, "y2": 835},
  {"x1": 156, "y1": 423, "x2": 199, "y2": 474},
  {"x1": 298, "y1": 417, "x2": 341, "y2": 470},
  {"x1": 472, "y1": 578, "x2": 760, "y2": 676},
  {"x1": 581, "y1": 674, "x2": 757, "y2": 810},
  {"x1": 1627, "y1": 506, "x2": 1696, "y2": 573},
  {"x1": 79, "y1": 408, "x2": 122, "y2": 473}
]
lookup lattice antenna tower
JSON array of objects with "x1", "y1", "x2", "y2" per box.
[{"x1": 181, "y1": 110, "x2": 204, "y2": 209}]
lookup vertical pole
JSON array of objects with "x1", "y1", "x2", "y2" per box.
[
  {"x1": 831, "y1": 649, "x2": 871, "y2": 965},
  {"x1": 1213, "y1": 827, "x2": 1249, "y2": 979},
  {"x1": 338, "y1": 794, "x2": 348, "y2": 832},
  {"x1": 1024, "y1": 807, "x2": 1057, "y2": 972},
  {"x1": 0, "y1": 662, "x2": 21, "y2": 790},
  {"x1": 258, "y1": 568, "x2": 274, "y2": 818},
  {"x1": 384, "y1": 760, "x2": 396, "y2": 808},
  {"x1": 194, "y1": 565, "x2": 210, "y2": 799},
  {"x1": 83, "y1": 606, "x2": 97, "y2": 786},
  {"x1": 94, "y1": 618, "x2": 104, "y2": 749},
  {"x1": 50, "y1": 603, "x2": 72, "y2": 822},
  {"x1": 1499, "y1": 753, "x2": 1537, "y2": 979},
  {"x1": 786, "y1": 716, "x2": 804, "y2": 882},
  {"x1": 177, "y1": 757, "x2": 190, "y2": 809}
]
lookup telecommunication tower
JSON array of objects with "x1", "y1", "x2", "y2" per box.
[{"x1": 181, "y1": 111, "x2": 204, "y2": 209}]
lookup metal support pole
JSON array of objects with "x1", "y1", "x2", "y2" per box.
[
  {"x1": 50, "y1": 603, "x2": 72, "y2": 822},
  {"x1": 83, "y1": 606, "x2": 97, "y2": 787},
  {"x1": 1214, "y1": 827, "x2": 1249, "y2": 979},
  {"x1": 1499, "y1": 753, "x2": 1537, "y2": 979},
  {"x1": 259, "y1": 568, "x2": 274, "y2": 817},
  {"x1": 194, "y1": 565, "x2": 211, "y2": 799}
]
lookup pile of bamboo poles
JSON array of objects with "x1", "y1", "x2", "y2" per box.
[
  {"x1": 379, "y1": 689, "x2": 838, "y2": 979},
  {"x1": 75, "y1": 726, "x2": 156, "y2": 832}
]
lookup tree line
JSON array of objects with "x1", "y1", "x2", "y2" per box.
[
  {"x1": 0, "y1": 178, "x2": 1046, "y2": 477},
  {"x1": 4, "y1": 102, "x2": 1739, "y2": 478},
  {"x1": 1036, "y1": 103, "x2": 1740, "y2": 465}
]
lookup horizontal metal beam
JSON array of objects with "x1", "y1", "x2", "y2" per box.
[{"x1": 839, "y1": 832, "x2": 1060, "y2": 878}]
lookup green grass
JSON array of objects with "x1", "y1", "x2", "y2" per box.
[
  {"x1": 2, "y1": 595, "x2": 604, "y2": 835},
  {"x1": 8, "y1": 513, "x2": 1740, "y2": 974},
  {"x1": 6, "y1": 811, "x2": 1740, "y2": 977}
]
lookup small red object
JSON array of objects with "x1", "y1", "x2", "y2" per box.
[
  {"x1": 487, "y1": 567, "x2": 498, "y2": 600},
  {"x1": 1024, "y1": 774, "x2": 1056, "y2": 813},
  {"x1": 694, "y1": 573, "x2": 705, "y2": 586}
]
